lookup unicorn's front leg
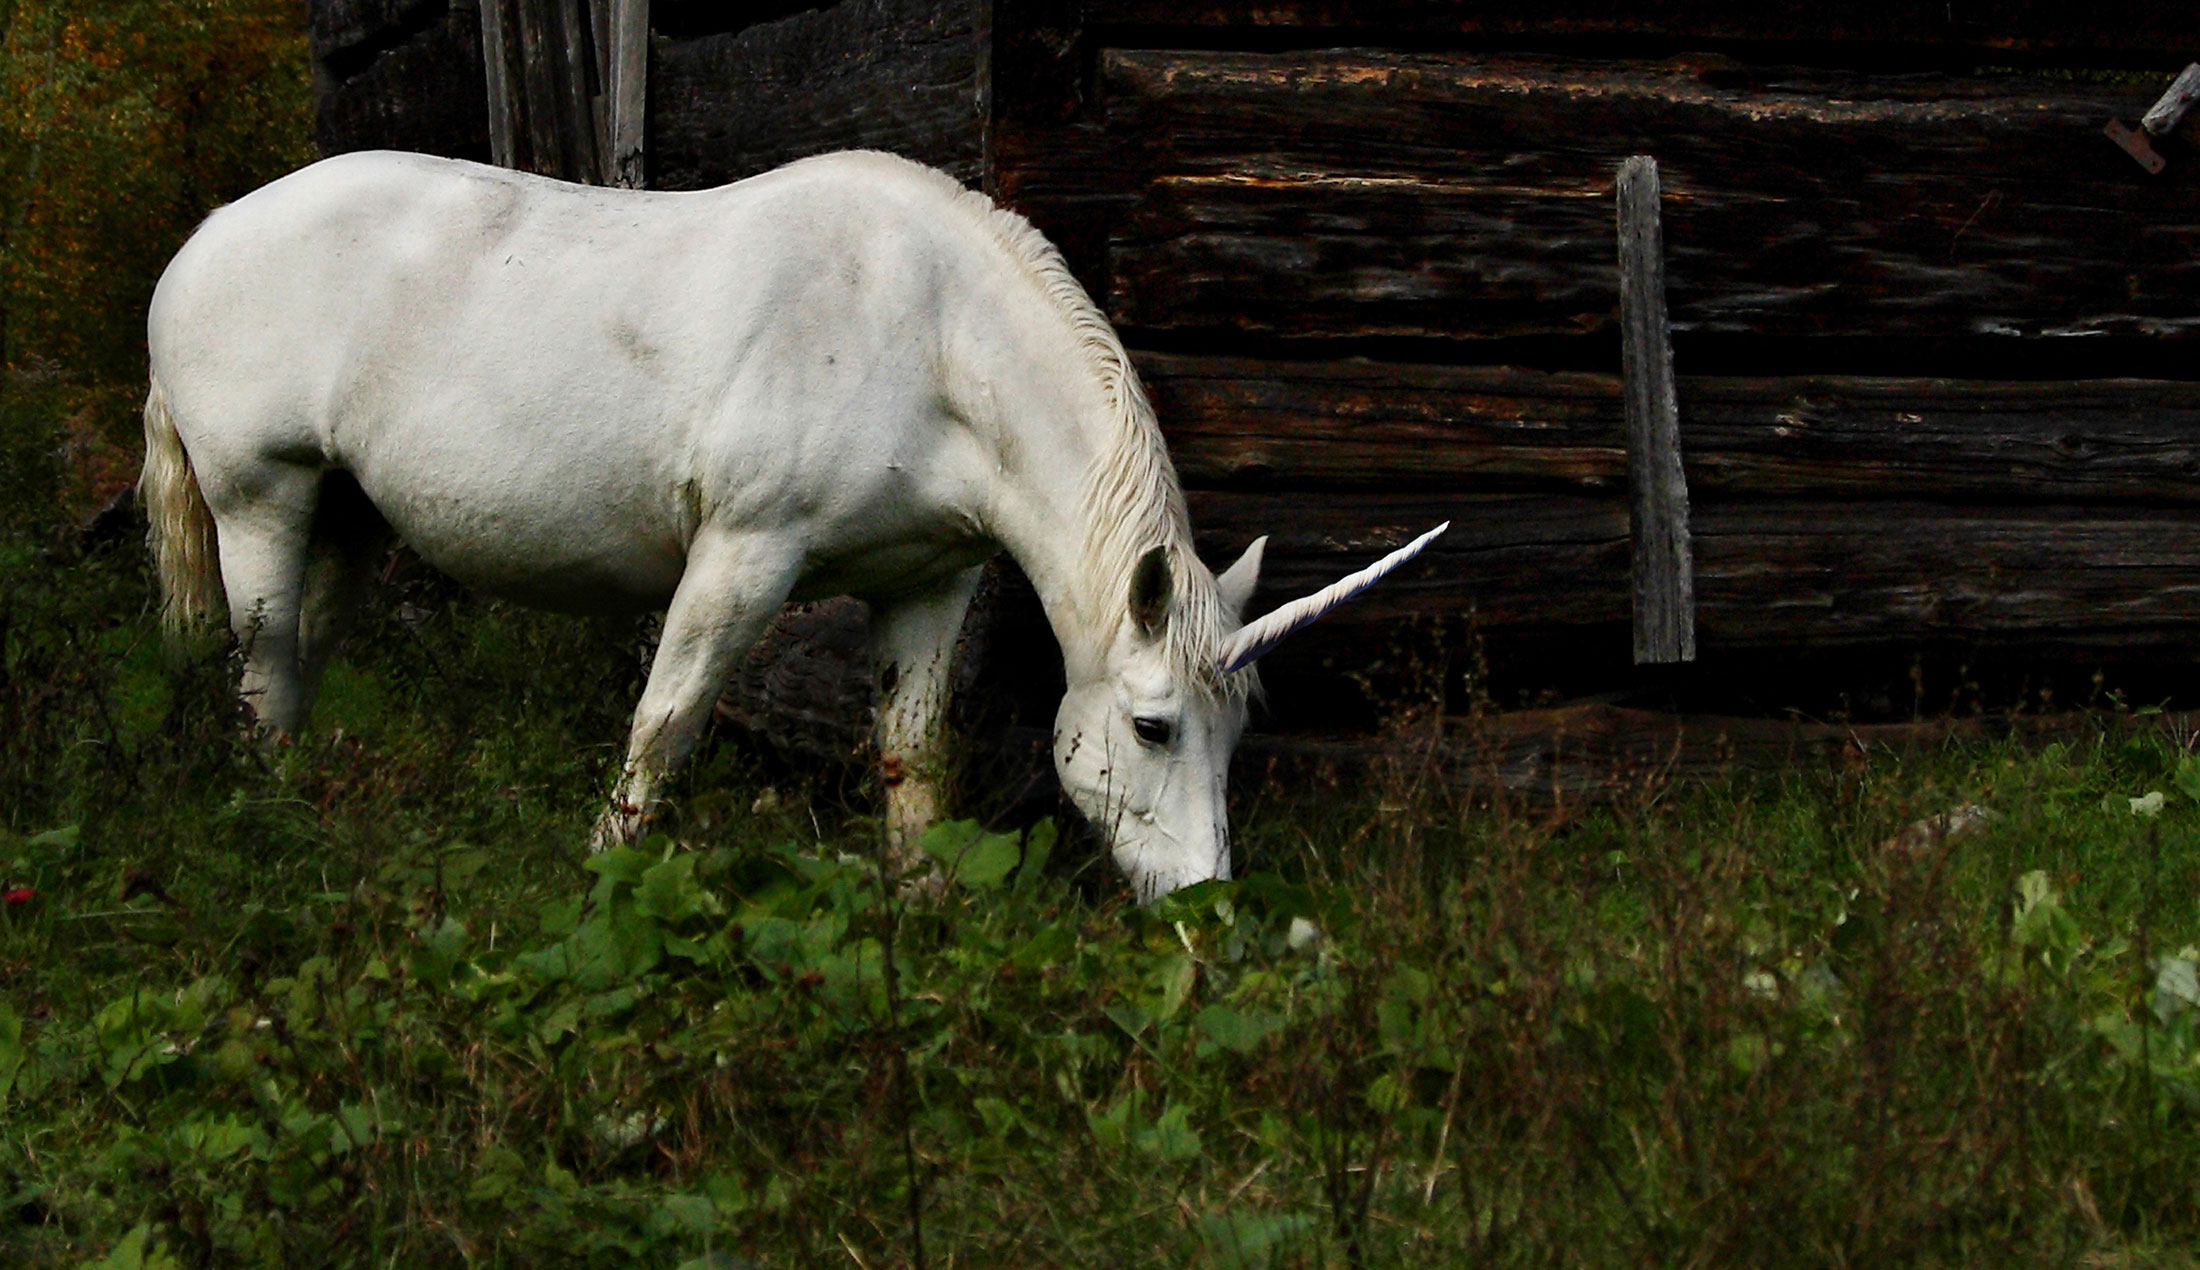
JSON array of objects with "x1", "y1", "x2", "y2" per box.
[
  {"x1": 869, "y1": 566, "x2": 984, "y2": 874},
  {"x1": 594, "y1": 530, "x2": 797, "y2": 850}
]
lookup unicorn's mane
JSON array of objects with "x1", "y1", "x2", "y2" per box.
[{"x1": 862, "y1": 154, "x2": 1251, "y2": 703}]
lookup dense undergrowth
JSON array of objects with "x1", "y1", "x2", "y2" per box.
[{"x1": 9, "y1": 521, "x2": 2200, "y2": 1267}]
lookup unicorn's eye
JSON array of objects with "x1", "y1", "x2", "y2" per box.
[{"x1": 1133, "y1": 716, "x2": 1174, "y2": 747}]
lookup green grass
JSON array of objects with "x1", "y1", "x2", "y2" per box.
[{"x1": 10, "y1": 542, "x2": 2200, "y2": 1266}]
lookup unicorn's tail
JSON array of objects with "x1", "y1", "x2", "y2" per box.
[{"x1": 140, "y1": 375, "x2": 222, "y2": 639}]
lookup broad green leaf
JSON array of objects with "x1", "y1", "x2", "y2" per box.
[
  {"x1": 176, "y1": 1114, "x2": 262, "y2": 1161},
  {"x1": 922, "y1": 820, "x2": 1022, "y2": 889},
  {"x1": 584, "y1": 844, "x2": 654, "y2": 888},
  {"x1": 83, "y1": 1223, "x2": 180, "y2": 1270},
  {"x1": 25, "y1": 825, "x2": 79, "y2": 851},
  {"x1": 1201, "y1": 1211, "x2": 1317, "y2": 1270},
  {"x1": 1152, "y1": 953, "x2": 1197, "y2": 1022},
  {"x1": 636, "y1": 852, "x2": 717, "y2": 921},
  {"x1": 1193, "y1": 1004, "x2": 1284, "y2": 1056},
  {"x1": 1366, "y1": 1071, "x2": 1413, "y2": 1115},
  {"x1": 651, "y1": 1193, "x2": 716, "y2": 1238},
  {"x1": 1146, "y1": 1103, "x2": 1204, "y2": 1162}
]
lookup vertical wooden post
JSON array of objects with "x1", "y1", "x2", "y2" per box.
[
  {"x1": 1617, "y1": 155, "x2": 1696, "y2": 665},
  {"x1": 608, "y1": 0, "x2": 648, "y2": 188},
  {"x1": 479, "y1": 0, "x2": 615, "y2": 183},
  {"x1": 550, "y1": 0, "x2": 600, "y2": 180},
  {"x1": 478, "y1": 0, "x2": 518, "y2": 168}
]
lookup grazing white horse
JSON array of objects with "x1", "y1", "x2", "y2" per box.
[{"x1": 140, "y1": 149, "x2": 1440, "y2": 899}]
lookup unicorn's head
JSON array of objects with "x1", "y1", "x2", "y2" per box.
[
  {"x1": 1054, "y1": 525, "x2": 1445, "y2": 901},
  {"x1": 1053, "y1": 539, "x2": 1262, "y2": 901}
]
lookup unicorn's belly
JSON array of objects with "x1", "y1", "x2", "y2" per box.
[{"x1": 353, "y1": 457, "x2": 689, "y2": 616}]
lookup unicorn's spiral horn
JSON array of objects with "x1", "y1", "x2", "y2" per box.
[{"x1": 1216, "y1": 522, "x2": 1449, "y2": 674}]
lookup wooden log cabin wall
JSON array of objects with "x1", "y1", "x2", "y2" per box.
[{"x1": 310, "y1": 1, "x2": 2200, "y2": 778}]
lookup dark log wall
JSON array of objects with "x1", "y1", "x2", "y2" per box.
[
  {"x1": 313, "y1": 1, "x2": 492, "y2": 160},
  {"x1": 649, "y1": 0, "x2": 988, "y2": 190},
  {"x1": 983, "y1": 1, "x2": 2200, "y2": 718}
]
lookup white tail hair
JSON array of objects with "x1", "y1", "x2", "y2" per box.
[
  {"x1": 1217, "y1": 522, "x2": 1449, "y2": 674},
  {"x1": 140, "y1": 376, "x2": 223, "y2": 638}
]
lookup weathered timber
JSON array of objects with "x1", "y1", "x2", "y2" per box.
[
  {"x1": 2144, "y1": 64, "x2": 2200, "y2": 137},
  {"x1": 483, "y1": 0, "x2": 603, "y2": 181},
  {"x1": 607, "y1": 0, "x2": 648, "y2": 186},
  {"x1": 1181, "y1": 491, "x2": 2200, "y2": 649},
  {"x1": 649, "y1": 0, "x2": 989, "y2": 190},
  {"x1": 1054, "y1": 2, "x2": 2200, "y2": 61},
  {"x1": 1618, "y1": 157, "x2": 1695, "y2": 664},
  {"x1": 477, "y1": 0, "x2": 517, "y2": 165},
  {"x1": 315, "y1": 2, "x2": 491, "y2": 161},
  {"x1": 1135, "y1": 354, "x2": 2200, "y2": 503},
  {"x1": 313, "y1": 0, "x2": 452, "y2": 59},
  {"x1": 993, "y1": 50, "x2": 2198, "y2": 347}
]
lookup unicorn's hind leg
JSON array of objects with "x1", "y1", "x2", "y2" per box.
[
  {"x1": 596, "y1": 529, "x2": 801, "y2": 848},
  {"x1": 205, "y1": 462, "x2": 324, "y2": 736}
]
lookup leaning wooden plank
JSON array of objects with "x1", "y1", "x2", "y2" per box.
[
  {"x1": 1135, "y1": 354, "x2": 2200, "y2": 503},
  {"x1": 1087, "y1": 51, "x2": 2194, "y2": 344},
  {"x1": 650, "y1": 0, "x2": 989, "y2": 190},
  {"x1": 1063, "y1": 1, "x2": 2197, "y2": 60},
  {"x1": 1617, "y1": 156, "x2": 1695, "y2": 664},
  {"x1": 2143, "y1": 64, "x2": 2200, "y2": 137}
]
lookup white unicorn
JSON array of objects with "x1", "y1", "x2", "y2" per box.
[{"x1": 140, "y1": 149, "x2": 1442, "y2": 899}]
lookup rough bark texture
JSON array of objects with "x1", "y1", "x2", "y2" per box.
[
  {"x1": 1056, "y1": 2, "x2": 2198, "y2": 58},
  {"x1": 649, "y1": 0, "x2": 990, "y2": 189},
  {"x1": 1139, "y1": 355, "x2": 2200, "y2": 502},
  {"x1": 996, "y1": 50, "x2": 2198, "y2": 349},
  {"x1": 314, "y1": 0, "x2": 493, "y2": 161},
  {"x1": 1617, "y1": 156, "x2": 1694, "y2": 664}
]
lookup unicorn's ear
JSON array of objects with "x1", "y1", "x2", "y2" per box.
[
  {"x1": 1215, "y1": 536, "x2": 1266, "y2": 621},
  {"x1": 1128, "y1": 545, "x2": 1173, "y2": 638}
]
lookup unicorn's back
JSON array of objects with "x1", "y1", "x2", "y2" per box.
[{"x1": 149, "y1": 149, "x2": 1024, "y2": 615}]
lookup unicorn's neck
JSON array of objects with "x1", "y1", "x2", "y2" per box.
[
  {"x1": 935, "y1": 204, "x2": 1185, "y2": 683},
  {"x1": 980, "y1": 404, "x2": 1123, "y2": 685}
]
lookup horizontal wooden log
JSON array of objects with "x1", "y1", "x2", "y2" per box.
[
  {"x1": 315, "y1": 3, "x2": 493, "y2": 162},
  {"x1": 1134, "y1": 353, "x2": 2200, "y2": 501},
  {"x1": 1185, "y1": 490, "x2": 2200, "y2": 649},
  {"x1": 1068, "y1": 2, "x2": 2198, "y2": 60},
  {"x1": 1090, "y1": 51, "x2": 2197, "y2": 344},
  {"x1": 649, "y1": 0, "x2": 988, "y2": 190}
]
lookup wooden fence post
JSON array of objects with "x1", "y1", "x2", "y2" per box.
[
  {"x1": 478, "y1": 0, "x2": 517, "y2": 168},
  {"x1": 478, "y1": 0, "x2": 629, "y2": 184},
  {"x1": 608, "y1": 0, "x2": 647, "y2": 187},
  {"x1": 1617, "y1": 155, "x2": 1696, "y2": 664}
]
